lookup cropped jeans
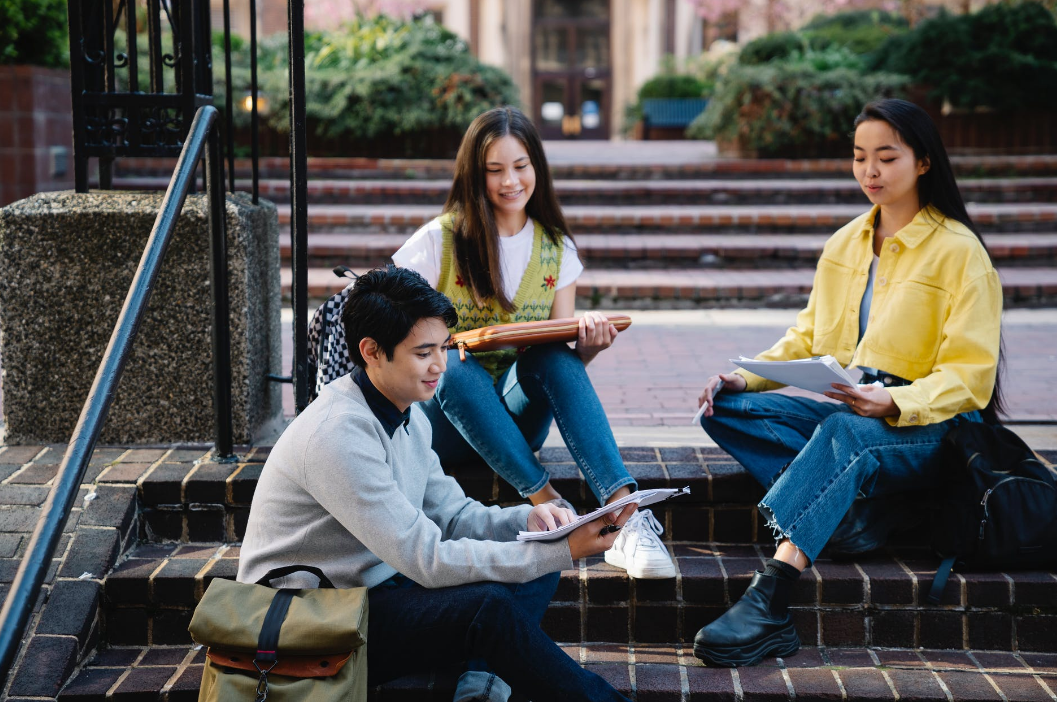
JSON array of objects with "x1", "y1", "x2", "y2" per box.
[
  {"x1": 421, "y1": 342, "x2": 636, "y2": 505},
  {"x1": 701, "y1": 391, "x2": 981, "y2": 563},
  {"x1": 367, "y1": 572, "x2": 630, "y2": 702}
]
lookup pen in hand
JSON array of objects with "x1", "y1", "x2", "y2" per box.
[
  {"x1": 600, "y1": 524, "x2": 622, "y2": 536},
  {"x1": 691, "y1": 378, "x2": 724, "y2": 425}
]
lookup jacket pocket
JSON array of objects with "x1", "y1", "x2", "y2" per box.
[
  {"x1": 812, "y1": 258, "x2": 856, "y2": 337},
  {"x1": 869, "y1": 280, "x2": 951, "y2": 363}
]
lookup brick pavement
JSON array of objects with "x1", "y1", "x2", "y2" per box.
[{"x1": 271, "y1": 308, "x2": 1057, "y2": 431}]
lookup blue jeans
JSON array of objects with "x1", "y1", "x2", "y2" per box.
[
  {"x1": 422, "y1": 343, "x2": 636, "y2": 505},
  {"x1": 701, "y1": 391, "x2": 981, "y2": 563},
  {"x1": 367, "y1": 572, "x2": 630, "y2": 702}
]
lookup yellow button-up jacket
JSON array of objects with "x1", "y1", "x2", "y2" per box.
[{"x1": 735, "y1": 205, "x2": 1002, "y2": 428}]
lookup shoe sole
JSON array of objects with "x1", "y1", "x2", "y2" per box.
[
  {"x1": 693, "y1": 624, "x2": 800, "y2": 667},
  {"x1": 604, "y1": 550, "x2": 676, "y2": 579}
]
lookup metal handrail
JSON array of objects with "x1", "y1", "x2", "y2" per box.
[{"x1": 0, "y1": 105, "x2": 233, "y2": 686}]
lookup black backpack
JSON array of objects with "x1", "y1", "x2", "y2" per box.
[{"x1": 927, "y1": 422, "x2": 1057, "y2": 603}]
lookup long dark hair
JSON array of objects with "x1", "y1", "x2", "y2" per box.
[
  {"x1": 853, "y1": 99, "x2": 1006, "y2": 423},
  {"x1": 444, "y1": 106, "x2": 570, "y2": 312}
]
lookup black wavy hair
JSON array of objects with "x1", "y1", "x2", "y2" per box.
[
  {"x1": 853, "y1": 99, "x2": 1005, "y2": 423},
  {"x1": 341, "y1": 265, "x2": 457, "y2": 368}
]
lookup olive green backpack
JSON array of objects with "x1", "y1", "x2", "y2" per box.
[{"x1": 188, "y1": 566, "x2": 367, "y2": 702}]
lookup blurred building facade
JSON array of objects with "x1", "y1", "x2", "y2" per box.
[{"x1": 213, "y1": 0, "x2": 1003, "y2": 140}]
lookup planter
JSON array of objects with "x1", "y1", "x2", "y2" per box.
[
  {"x1": 0, "y1": 65, "x2": 74, "y2": 207},
  {"x1": 909, "y1": 86, "x2": 1057, "y2": 155}
]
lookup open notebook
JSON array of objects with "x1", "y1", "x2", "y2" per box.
[{"x1": 516, "y1": 487, "x2": 691, "y2": 542}]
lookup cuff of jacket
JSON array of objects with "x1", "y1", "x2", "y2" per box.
[
  {"x1": 732, "y1": 368, "x2": 784, "y2": 393},
  {"x1": 886, "y1": 385, "x2": 930, "y2": 427}
]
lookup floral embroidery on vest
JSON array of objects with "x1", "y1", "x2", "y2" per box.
[{"x1": 436, "y1": 213, "x2": 564, "y2": 381}]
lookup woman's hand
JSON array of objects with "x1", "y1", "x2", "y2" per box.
[
  {"x1": 527, "y1": 503, "x2": 578, "y2": 532},
  {"x1": 824, "y1": 383, "x2": 899, "y2": 418},
  {"x1": 696, "y1": 372, "x2": 746, "y2": 418},
  {"x1": 575, "y1": 311, "x2": 619, "y2": 363},
  {"x1": 567, "y1": 504, "x2": 638, "y2": 560}
]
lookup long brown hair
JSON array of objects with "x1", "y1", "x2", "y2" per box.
[{"x1": 444, "y1": 106, "x2": 571, "y2": 312}]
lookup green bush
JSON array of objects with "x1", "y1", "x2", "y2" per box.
[
  {"x1": 687, "y1": 62, "x2": 907, "y2": 157},
  {"x1": 801, "y1": 10, "x2": 908, "y2": 56},
  {"x1": 868, "y1": 2, "x2": 1057, "y2": 110},
  {"x1": 738, "y1": 31, "x2": 806, "y2": 65},
  {"x1": 0, "y1": 0, "x2": 68, "y2": 67},
  {"x1": 215, "y1": 14, "x2": 519, "y2": 152},
  {"x1": 636, "y1": 73, "x2": 708, "y2": 100}
]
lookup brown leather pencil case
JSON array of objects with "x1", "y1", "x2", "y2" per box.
[{"x1": 449, "y1": 314, "x2": 632, "y2": 360}]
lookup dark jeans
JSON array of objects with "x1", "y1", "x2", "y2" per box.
[{"x1": 367, "y1": 573, "x2": 630, "y2": 702}]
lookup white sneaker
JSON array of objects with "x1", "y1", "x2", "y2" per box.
[{"x1": 604, "y1": 509, "x2": 676, "y2": 579}]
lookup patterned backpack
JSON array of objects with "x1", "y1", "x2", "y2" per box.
[{"x1": 307, "y1": 268, "x2": 358, "y2": 402}]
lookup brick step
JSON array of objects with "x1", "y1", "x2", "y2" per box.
[
  {"x1": 112, "y1": 153, "x2": 1057, "y2": 180},
  {"x1": 99, "y1": 540, "x2": 1057, "y2": 652},
  {"x1": 59, "y1": 643, "x2": 1057, "y2": 702},
  {"x1": 278, "y1": 203, "x2": 1057, "y2": 236},
  {"x1": 133, "y1": 446, "x2": 772, "y2": 545},
  {"x1": 111, "y1": 176, "x2": 1057, "y2": 206},
  {"x1": 279, "y1": 232, "x2": 1057, "y2": 271},
  {"x1": 281, "y1": 266, "x2": 1057, "y2": 308}
]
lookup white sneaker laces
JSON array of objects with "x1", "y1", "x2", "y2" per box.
[{"x1": 629, "y1": 509, "x2": 665, "y2": 550}]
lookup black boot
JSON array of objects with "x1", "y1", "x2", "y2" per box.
[{"x1": 693, "y1": 571, "x2": 800, "y2": 667}]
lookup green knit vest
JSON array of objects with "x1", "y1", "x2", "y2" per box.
[{"x1": 437, "y1": 213, "x2": 564, "y2": 380}]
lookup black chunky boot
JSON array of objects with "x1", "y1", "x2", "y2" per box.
[{"x1": 693, "y1": 570, "x2": 800, "y2": 667}]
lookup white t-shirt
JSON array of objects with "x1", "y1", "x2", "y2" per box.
[{"x1": 392, "y1": 216, "x2": 583, "y2": 303}]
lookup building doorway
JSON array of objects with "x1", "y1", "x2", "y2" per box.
[{"x1": 532, "y1": 0, "x2": 612, "y2": 139}]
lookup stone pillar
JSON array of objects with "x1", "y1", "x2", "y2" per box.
[{"x1": 0, "y1": 190, "x2": 282, "y2": 445}]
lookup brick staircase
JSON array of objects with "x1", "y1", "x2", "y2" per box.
[
  {"x1": 7, "y1": 443, "x2": 1053, "y2": 700},
  {"x1": 112, "y1": 154, "x2": 1057, "y2": 308}
]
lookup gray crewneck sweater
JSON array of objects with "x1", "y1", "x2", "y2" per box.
[{"x1": 237, "y1": 374, "x2": 574, "y2": 589}]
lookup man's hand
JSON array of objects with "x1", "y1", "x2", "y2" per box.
[
  {"x1": 527, "y1": 502, "x2": 577, "y2": 532},
  {"x1": 824, "y1": 383, "x2": 899, "y2": 418},
  {"x1": 567, "y1": 504, "x2": 638, "y2": 560},
  {"x1": 696, "y1": 372, "x2": 746, "y2": 418}
]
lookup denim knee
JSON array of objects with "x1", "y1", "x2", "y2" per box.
[{"x1": 516, "y1": 342, "x2": 581, "y2": 379}]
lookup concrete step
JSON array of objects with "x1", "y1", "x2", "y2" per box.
[
  {"x1": 280, "y1": 232, "x2": 1057, "y2": 270},
  {"x1": 281, "y1": 266, "x2": 1057, "y2": 308},
  {"x1": 59, "y1": 641, "x2": 1057, "y2": 701},
  {"x1": 112, "y1": 176, "x2": 1057, "y2": 206},
  {"x1": 112, "y1": 153, "x2": 1057, "y2": 180},
  {"x1": 278, "y1": 203, "x2": 1057, "y2": 236}
]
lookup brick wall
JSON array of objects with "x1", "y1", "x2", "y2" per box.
[{"x1": 0, "y1": 65, "x2": 74, "y2": 208}]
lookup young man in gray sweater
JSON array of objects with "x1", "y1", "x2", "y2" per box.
[{"x1": 238, "y1": 265, "x2": 635, "y2": 702}]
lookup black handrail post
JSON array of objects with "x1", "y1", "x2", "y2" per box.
[
  {"x1": 205, "y1": 126, "x2": 236, "y2": 461},
  {"x1": 288, "y1": 0, "x2": 310, "y2": 413},
  {"x1": 222, "y1": 0, "x2": 235, "y2": 193},
  {"x1": 68, "y1": 0, "x2": 88, "y2": 192},
  {"x1": 0, "y1": 106, "x2": 220, "y2": 687},
  {"x1": 249, "y1": 0, "x2": 260, "y2": 204}
]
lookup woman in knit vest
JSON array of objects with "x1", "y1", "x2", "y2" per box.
[{"x1": 393, "y1": 106, "x2": 675, "y2": 580}]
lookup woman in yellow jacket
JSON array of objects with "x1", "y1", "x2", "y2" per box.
[{"x1": 692, "y1": 99, "x2": 1003, "y2": 667}]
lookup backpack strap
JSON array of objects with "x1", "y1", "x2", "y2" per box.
[{"x1": 927, "y1": 556, "x2": 957, "y2": 604}]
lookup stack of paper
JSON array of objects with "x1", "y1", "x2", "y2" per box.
[
  {"x1": 731, "y1": 355, "x2": 860, "y2": 395},
  {"x1": 516, "y1": 487, "x2": 691, "y2": 542}
]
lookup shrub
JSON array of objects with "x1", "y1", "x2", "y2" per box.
[
  {"x1": 801, "y1": 9, "x2": 908, "y2": 56},
  {"x1": 868, "y1": 2, "x2": 1057, "y2": 111},
  {"x1": 0, "y1": 0, "x2": 68, "y2": 68},
  {"x1": 687, "y1": 62, "x2": 907, "y2": 157},
  {"x1": 215, "y1": 14, "x2": 519, "y2": 152},
  {"x1": 738, "y1": 31, "x2": 806, "y2": 65}
]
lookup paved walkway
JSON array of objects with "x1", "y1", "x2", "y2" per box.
[{"x1": 273, "y1": 308, "x2": 1057, "y2": 448}]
